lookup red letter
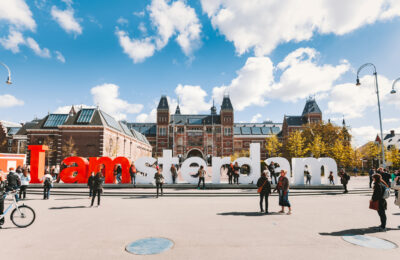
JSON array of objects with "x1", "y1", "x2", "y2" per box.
[
  {"x1": 60, "y1": 157, "x2": 89, "y2": 183},
  {"x1": 89, "y1": 157, "x2": 131, "y2": 184},
  {"x1": 28, "y1": 145, "x2": 48, "y2": 183}
]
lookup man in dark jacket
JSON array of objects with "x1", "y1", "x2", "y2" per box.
[
  {"x1": 90, "y1": 172, "x2": 104, "y2": 207},
  {"x1": 257, "y1": 172, "x2": 271, "y2": 214},
  {"x1": 6, "y1": 168, "x2": 21, "y2": 201},
  {"x1": 268, "y1": 162, "x2": 277, "y2": 185},
  {"x1": 368, "y1": 168, "x2": 375, "y2": 188},
  {"x1": 340, "y1": 170, "x2": 349, "y2": 193},
  {"x1": 87, "y1": 172, "x2": 95, "y2": 198},
  {"x1": 227, "y1": 163, "x2": 234, "y2": 184},
  {"x1": 0, "y1": 174, "x2": 6, "y2": 227}
]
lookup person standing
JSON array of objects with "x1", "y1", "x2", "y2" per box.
[
  {"x1": 227, "y1": 163, "x2": 234, "y2": 184},
  {"x1": 368, "y1": 168, "x2": 375, "y2": 188},
  {"x1": 87, "y1": 172, "x2": 95, "y2": 198},
  {"x1": 130, "y1": 163, "x2": 137, "y2": 187},
  {"x1": 19, "y1": 169, "x2": 30, "y2": 200},
  {"x1": 371, "y1": 174, "x2": 388, "y2": 231},
  {"x1": 257, "y1": 172, "x2": 271, "y2": 213},
  {"x1": 304, "y1": 166, "x2": 311, "y2": 185},
  {"x1": 154, "y1": 168, "x2": 164, "y2": 198},
  {"x1": 90, "y1": 171, "x2": 104, "y2": 207},
  {"x1": 41, "y1": 170, "x2": 53, "y2": 200},
  {"x1": 0, "y1": 174, "x2": 6, "y2": 228},
  {"x1": 328, "y1": 171, "x2": 334, "y2": 185},
  {"x1": 381, "y1": 169, "x2": 391, "y2": 188},
  {"x1": 115, "y1": 165, "x2": 122, "y2": 184},
  {"x1": 170, "y1": 164, "x2": 178, "y2": 184},
  {"x1": 268, "y1": 161, "x2": 277, "y2": 185},
  {"x1": 393, "y1": 170, "x2": 400, "y2": 207},
  {"x1": 197, "y1": 166, "x2": 206, "y2": 190},
  {"x1": 6, "y1": 168, "x2": 21, "y2": 201},
  {"x1": 233, "y1": 162, "x2": 240, "y2": 184},
  {"x1": 340, "y1": 170, "x2": 349, "y2": 193},
  {"x1": 275, "y1": 170, "x2": 291, "y2": 215}
]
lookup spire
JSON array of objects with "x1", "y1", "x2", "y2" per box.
[
  {"x1": 211, "y1": 99, "x2": 217, "y2": 115},
  {"x1": 175, "y1": 104, "x2": 181, "y2": 115},
  {"x1": 342, "y1": 115, "x2": 346, "y2": 127},
  {"x1": 157, "y1": 95, "x2": 169, "y2": 110},
  {"x1": 221, "y1": 93, "x2": 233, "y2": 111},
  {"x1": 302, "y1": 97, "x2": 321, "y2": 116},
  {"x1": 69, "y1": 105, "x2": 76, "y2": 117}
]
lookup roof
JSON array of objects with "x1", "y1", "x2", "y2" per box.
[
  {"x1": 170, "y1": 114, "x2": 220, "y2": 125},
  {"x1": 7, "y1": 127, "x2": 21, "y2": 135},
  {"x1": 285, "y1": 116, "x2": 306, "y2": 126},
  {"x1": 0, "y1": 120, "x2": 21, "y2": 128},
  {"x1": 383, "y1": 132, "x2": 400, "y2": 149},
  {"x1": 233, "y1": 123, "x2": 282, "y2": 136},
  {"x1": 302, "y1": 98, "x2": 321, "y2": 115},
  {"x1": 126, "y1": 123, "x2": 157, "y2": 136},
  {"x1": 175, "y1": 105, "x2": 181, "y2": 115},
  {"x1": 15, "y1": 120, "x2": 40, "y2": 135},
  {"x1": 157, "y1": 95, "x2": 169, "y2": 110},
  {"x1": 221, "y1": 95, "x2": 233, "y2": 110}
]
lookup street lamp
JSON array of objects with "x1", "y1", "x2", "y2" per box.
[
  {"x1": 356, "y1": 63, "x2": 386, "y2": 168},
  {"x1": 0, "y1": 62, "x2": 12, "y2": 85},
  {"x1": 391, "y1": 77, "x2": 400, "y2": 94}
]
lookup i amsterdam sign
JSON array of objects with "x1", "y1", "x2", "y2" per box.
[{"x1": 28, "y1": 144, "x2": 338, "y2": 185}]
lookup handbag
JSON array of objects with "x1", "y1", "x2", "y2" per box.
[
  {"x1": 369, "y1": 200, "x2": 379, "y2": 211},
  {"x1": 257, "y1": 180, "x2": 268, "y2": 193}
]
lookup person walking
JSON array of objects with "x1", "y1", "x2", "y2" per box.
[
  {"x1": 41, "y1": 170, "x2": 53, "y2": 200},
  {"x1": 227, "y1": 163, "x2": 234, "y2": 184},
  {"x1": 257, "y1": 171, "x2": 271, "y2": 214},
  {"x1": 197, "y1": 165, "x2": 206, "y2": 190},
  {"x1": 115, "y1": 165, "x2": 122, "y2": 184},
  {"x1": 268, "y1": 161, "x2": 277, "y2": 185},
  {"x1": 328, "y1": 171, "x2": 334, "y2": 185},
  {"x1": 368, "y1": 168, "x2": 375, "y2": 188},
  {"x1": 154, "y1": 167, "x2": 164, "y2": 198},
  {"x1": 19, "y1": 168, "x2": 30, "y2": 200},
  {"x1": 130, "y1": 163, "x2": 137, "y2": 187},
  {"x1": 90, "y1": 171, "x2": 104, "y2": 207},
  {"x1": 170, "y1": 164, "x2": 178, "y2": 184},
  {"x1": 393, "y1": 170, "x2": 400, "y2": 207},
  {"x1": 87, "y1": 172, "x2": 95, "y2": 198},
  {"x1": 233, "y1": 162, "x2": 240, "y2": 184},
  {"x1": 339, "y1": 170, "x2": 349, "y2": 193},
  {"x1": 275, "y1": 170, "x2": 291, "y2": 215},
  {"x1": 304, "y1": 166, "x2": 311, "y2": 185},
  {"x1": 371, "y1": 173, "x2": 388, "y2": 231},
  {"x1": 0, "y1": 174, "x2": 6, "y2": 228}
]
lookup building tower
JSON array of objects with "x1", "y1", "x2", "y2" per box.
[
  {"x1": 156, "y1": 95, "x2": 170, "y2": 157},
  {"x1": 220, "y1": 94, "x2": 234, "y2": 156},
  {"x1": 302, "y1": 97, "x2": 322, "y2": 124}
]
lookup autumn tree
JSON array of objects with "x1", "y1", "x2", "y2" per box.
[
  {"x1": 265, "y1": 135, "x2": 282, "y2": 157},
  {"x1": 387, "y1": 146, "x2": 400, "y2": 168},
  {"x1": 62, "y1": 136, "x2": 78, "y2": 158},
  {"x1": 231, "y1": 149, "x2": 250, "y2": 161},
  {"x1": 287, "y1": 130, "x2": 307, "y2": 158},
  {"x1": 307, "y1": 134, "x2": 326, "y2": 158}
]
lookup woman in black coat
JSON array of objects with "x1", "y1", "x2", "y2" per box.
[
  {"x1": 371, "y1": 173, "x2": 388, "y2": 231},
  {"x1": 90, "y1": 171, "x2": 104, "y2": 207},
  {"x1": 257, "y1": 172, "x2": 271, "y2": 214}
]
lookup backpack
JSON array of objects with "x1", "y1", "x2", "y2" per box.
[
  {"x1": 383, "y1": 185, "x2": 390, "y2": 199},
  {"x1": 44, "y1": 177, "x2": 52, "y2": 187},
  {"x1": 345, "y1": 174, "x2": 350, "y2": 181}
]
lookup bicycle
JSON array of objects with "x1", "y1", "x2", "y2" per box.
[{"x1": 0, "y1": 190, "x2": 36, "y2": 228}]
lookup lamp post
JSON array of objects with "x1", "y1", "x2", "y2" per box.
[
  {"x1": 356, "y1": 63, "x2": 386, "y2": 168},
  {"x1": 0, "y1": 62, "x2": 12, "y2": 85},
  {"x1": 391, "y1": 77, "x2": 400, "y2": 94}
]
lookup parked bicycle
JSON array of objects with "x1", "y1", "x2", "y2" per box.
[{"x1": 0, "y1": 190, "x2": 35, "y2": 228}]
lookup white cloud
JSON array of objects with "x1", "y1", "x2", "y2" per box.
[
  {"x1": 136, "y1": 108, "x2": 157, "y2": 123},
  {"x1": 117, "y1": 17, "x2": 129, "y2": 25},
  {"x1": 351, "y1": 125, "x2": 379, "y2": 146},
  {"x1": 0, "y1": 30, "x2": 25, "y2": 53},
  {"x1": 51, "y1": 5, "x2": 82, "y2": 35},
  {"x1": 250, "y1": 113, "x2": 262, "y2": 123},
  {"x1": 201, "y1": 0, "x2": 400, "y2": 56},
  {"x1": 133, "y1": 11, "x2": 145, "y2": 17},
  {"x1": 55, "y1": 51, "x2": 66, "y2": 63},
  {"x1": 116, "y1": 30, "x2": 156, "y2": 63},
  {"x1": 0, "y1": 0, "x2": 36, "y2": 31},
  {"x1": 174, "y1": 84, "x2": 211, "y2": 114},
  {"x1": 117, "y1": 0, "x2": 201, "y2": 63},
  {"x1": 383, "y1": 118, "x2": 400, "y2": 123},
  {"x1": 54, "y1": 104, "x2": 94, "y2": 113},
  {"x1": 26, "y1": 37, "x2": 51, "y2": 57},
  {"x1": 327, "y1": 74, "x2": 393, "y2": 119},
  {"x1": 0, "y1": 94, "x2": 24, "y2": 108},
  {"x1": 90, "y1": 83, "x2": 143, "y2": 120}
]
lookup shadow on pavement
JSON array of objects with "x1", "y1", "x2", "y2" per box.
[
  {"x1": 54, "y1": 198, "x2": 89, "y2": 201},
  {"x1": 49, "y1": 206, "x2": 87, "y2": 210},
  {"x1": 217, "y1": 211, "x2": 281, "y2": 217},
  {"x1": 393, "y1": 213, "x2": 400, "y2": 216},
  {"x1": 319, "y1": 227, "x2": 400, "y2": 236},
  {"x1": 122, "y1": 196, "x2": 155, "y2": 199}
]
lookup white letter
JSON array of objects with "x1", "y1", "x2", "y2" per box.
[
  {"x1": 135, "y1": 157, "x2": 157, "y2": 184},
  {"x1": 212, "y1": 157, "x2": 231, "y2": 184},
  {"x1": 158, "y1": 150, "x2": 179, "y2": 184},
  {"x1": 318, "y1": 158, "x2": 338, "y2": 184},
  {"x1": 233, "y1": 143, "x2": 260, "y2": 184},
  {"x1": 180, "y1": 157, "x2": 207, "y2": 184},
  {"x1": 265, "y1": 157, "x2": 291, "y2": 182}
]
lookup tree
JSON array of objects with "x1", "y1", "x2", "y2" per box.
[
  {"x1": 231, "y1": 149, "x2": 250, "y2": 161},
  {"x1": 287, "y1": 130, "x2": 307, "y2": 158},
  {"x1": 43, "y1": 137, "x2": 57, "y2": 166},
  {"x1": 265, "y1": 135, "x2": 282, "y2": 157},
  {"x1": 387, "y1": 146, "x2": 400, "y2": 168},
  {"x1": 307, "y1": 134, "x2": 326, "y2": 158},
  {"x1": 62, "y1": 136, "x2": 77, "y2": 158}
]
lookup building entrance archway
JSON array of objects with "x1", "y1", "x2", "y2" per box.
[{"x1": 186, "y1": 149, "x2": 204, "y2": 159}]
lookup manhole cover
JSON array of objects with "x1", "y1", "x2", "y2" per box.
[
  {"x1": 342, "y1": 235, "x2": 397, "y2": 249},
  {"x1": 125, "y1": 237, "x2": 174, "y2": 255}
]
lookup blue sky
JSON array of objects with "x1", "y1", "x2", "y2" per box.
[{"x1": 0, "y1": 0, "x2": 399, "y2": 146}]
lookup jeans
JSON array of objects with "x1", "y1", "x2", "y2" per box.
[
  {"x1": 369, "y1": 176, "x2": 373, "y2": 188},
  {"x1": 116, "y1": 174, "x2": 121, "y2": 183},
  {"x1": 259, "y1": 193, "x2": 269, "y2": 212},
  {"x1": 0, "y1": 197, "x2": 4, "y2": 225},
  {"x1": 228, "y1": 175, "x2": 233, "y2": 184},
  {"x1": 172, "y1": 175, "x2": 176, "y2": 184},
  {"x1": 89, "y1": 187, "x2": 93, "y2": 197},
  {"x1": 234, "y1": 174, "x2": 239, "y2": 184},
  {"x1": 156, "y1": 183, "x2": 163, "y2": 197},
  {"x1": 131, "y1": 175, "x2": 136, "y2": 186},
  {"x1": 43, "y1": 186, "x2": 51, "y2": 199},
  {"x1": 343, "y1": 184, "x2": 348, "y2": 192},
  {"x1": 198, "y1": 177, "x2": 205, "y2": 189},
  {"x1": 19, "y1": 185, "x2": 27, "y2": 199},
  {"x1": 377, "y1": 207, "x2": 386, "y2": 228},
  {"x1": 329, "y1": 180, "x2": 335, "y2": 185},
  {"x1": 306, "y1": 178, "x2": 311, "y2": 185},
  {"x1": 271, "y1": 173, "x2": 277, "y2": 185},
  {"x1": 91, "y1": 189, "x2": 101, "y2": 206}
]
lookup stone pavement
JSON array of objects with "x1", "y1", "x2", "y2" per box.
[{"x1": 0, "y1": 177, "x2": 399, "y2": 259}]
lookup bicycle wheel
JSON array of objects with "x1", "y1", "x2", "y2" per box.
[{"x1": 11, "y1": 205, "x2": 36, "y2": 228}]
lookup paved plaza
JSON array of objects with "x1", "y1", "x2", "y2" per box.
[{"x1": 1, "y1": 177, "x2": 399, "y2": 259}]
